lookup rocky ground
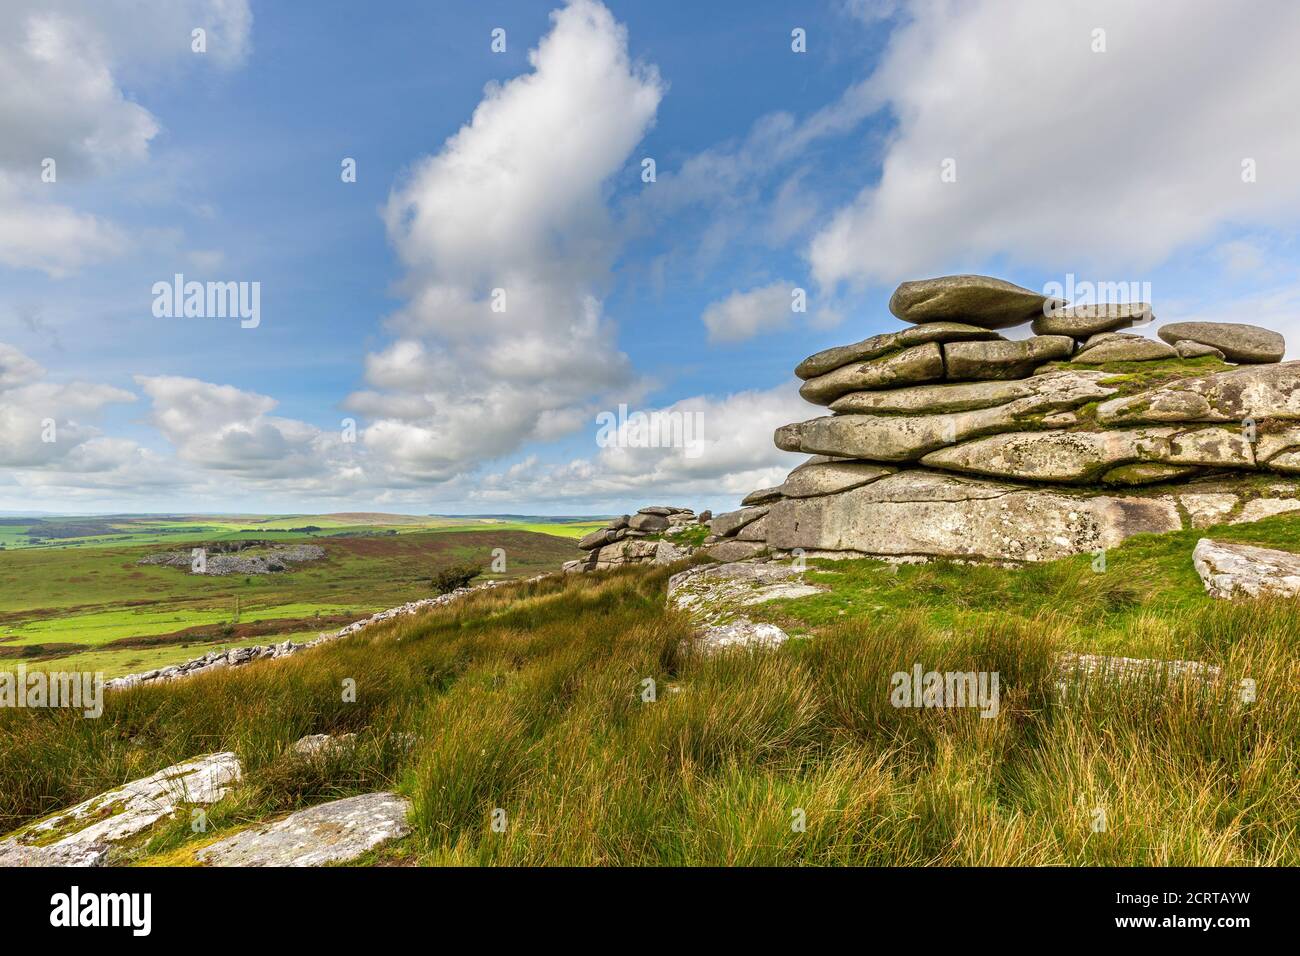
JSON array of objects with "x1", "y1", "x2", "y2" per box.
[{"x1": 138, "y1": 543, "x2": 326, "y2": 575}]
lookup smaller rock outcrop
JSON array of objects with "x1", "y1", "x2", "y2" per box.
[
  {"x1": 1193, "y1": 538, "x2": 1300, "y2": 599},
  {"x1": 564, "y1": 506, "x2": 698, "y2": 573}
]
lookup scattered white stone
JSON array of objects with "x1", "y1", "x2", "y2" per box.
[
  {"x1": 1193, "y1": 538, "x2": 1300, "y2": 599},
  {"x1": 195, "y1": 792, "x2": 411, "y2": 867},
  {"x1": 0, "y1": 752, "x2": 242, "y2": 867},
  {"x1": 667, "y1": 560, "x2": 824, "y2": 654}
]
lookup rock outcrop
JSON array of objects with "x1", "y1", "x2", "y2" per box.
[
  {"x1": 667, "y1": 561, "x2": 824, "y2": 653},
  {"x1": 0, "y1": 753, "x2": 242, "y2": 866},
  {"x1": 716, "y1": 274, "x2": 1297, "y2": 562},
  {"x1": 564, "y1": 506, "x2": 698, "y2": 573}
]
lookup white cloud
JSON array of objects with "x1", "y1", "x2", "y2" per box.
[
  {"x1": 809, "y1": 0, "x2": 1300, "y2": 288},
  {"x1": 356, "y1": 0, "x2": 664, "y2": 481},
  {"x1": 0, "y1": 342, "x2": 136, "y2": 468},
  {"x1": 472, "y1": 384, "x2": 811, "y2": 508},
  {"x1": 135, "y1": 375, "x2": 344, "y2": 480},
  {"x1": 702, "y1": 281, "x2": 798, "y2": 343},
  {"x1": 0, "y1": 0, "x2": 252, "y2": 275}
]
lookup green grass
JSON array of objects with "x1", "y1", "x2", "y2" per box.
[
  {"x1": 1, "y1": 513, "x2": 1296, "y2": 866},
  {"x1": 0, "y1": 526, "x2": 584, "y2": 676}
]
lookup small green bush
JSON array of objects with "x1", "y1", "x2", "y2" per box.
[{"x1": 431, "y1": 562, "x2": 482, "y2": 594}]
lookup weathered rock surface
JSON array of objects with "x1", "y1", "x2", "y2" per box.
[
  {"x1": 667, "y1": 561, "x2": 823, "y2": 654},
  {"x1": 1056, "y1": 652, "x2": 1221, "y2": 694},
  {"x1": 1032, "y1": 302, "x2": 1152, "y2": 338},
  {"x1": 763, "y1": 470, "x2": 1182, "y2": 562},
  {"x1": 920, "y1": 426, "x2": 1254, "y2": 483},
  {"x1": 0, "y1": 753, "x2": 242, "y2": 867},
  {"x1": 830, "y1": 369, "x2": 1114, "y2": 416},
  {"x1": 710, "y1": 506, "x2": 769, "y2": 538},
  {"x1": 1159, "y1": 322, "x2": 1285, "y2": 364},
  {"x1": 196, "y1": 792, "x2": 411, "y2": 867},
  {"x1": 1193, "y1": 538, "x2": 1300, "y2": 599},
  {"x1": 943, "y1": 336, "x2": 1074, "y2": 380},
  {"x1": 1175, "y1": 340, "x2": 1226, "y2": 360},
  {"x1": 741, "y1": 486, "x2": 784, "y2": 506},
  {"x1": 890, "y1": 275, "x2": 1061, "y2": 329},
  {"x1": 1071, "y1": 337, "x2": 1177, "y2": 363},
  {"x1": 799, "y1": 342, "x2": 944, "y2": 404},
  {"x1": 777, "y1": 460, "x2": 895, "y2": 498},
  {"x1": 1096, "y1": 361, "x2": 1300, "y2": 426},
  {"x1": 794, "y1": 322, "x2": 999, "y2": 379},
  {"x1": 705, "y1": 540, "x2": 768, "y2": 562},
  {"x1": 628, "y1": 512, "x2": 670, "y2": 532}
]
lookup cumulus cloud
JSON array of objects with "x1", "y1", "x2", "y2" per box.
[
  {"x1": 135, "y1": 375, "x2": 346, "y2": 481},
  {"x1": 470, "y1": 384, "x2": 811, "y2": 508},
  {"x1": 355, "y1": 0, "x2": 663, "y2": 480},
  {"x1": 702, "y1": 281, "x2": 799, "y2": 343},
  {"x1": 809, "y1": 0, "x2": 1300, "y2": 288},
  {"x1": 0, "y1": 342, "x2": 136, "y2": 468},
  {"x1": 0, "y1": 0, "x2": 252, "y2": 275}
]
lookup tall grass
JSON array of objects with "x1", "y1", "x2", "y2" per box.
[{"x1": 0, "y1": 563, "x2": 1295, "y2": 865}]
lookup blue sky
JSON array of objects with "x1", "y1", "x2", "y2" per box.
[{"x1": 3, "y1": 0, "x2": 1300, "y2": 515}]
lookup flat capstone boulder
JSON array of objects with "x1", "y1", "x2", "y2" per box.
[{"x1": 889, "y1": 275, "x2": 1062, "y2": 330}]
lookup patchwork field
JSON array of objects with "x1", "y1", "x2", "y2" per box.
[{"x1": 0, "y1": 514, "x2": 601, "y2": 677}]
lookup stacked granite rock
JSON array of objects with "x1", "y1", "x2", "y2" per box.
[
  {"x1": 564, "y1": 505, "x2": 700, "y2": 573},
  {"x1": 711, "y1": 275, "x2": 1299, "y2": 562}
]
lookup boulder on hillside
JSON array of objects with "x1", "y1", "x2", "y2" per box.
[
  {"x1": 889, "y1": 275, "x2": 1063, "y2": 329},
  {"x1": 1158, "y1": 322, "x2": 1285, "y2": 364},
  {"x1": 628, "y1": 512, "x2": 670, "y2": 532}
]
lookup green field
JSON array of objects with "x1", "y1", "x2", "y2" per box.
[{"x1": 0, "y1": 513, "x2": 600, "y2": 677}]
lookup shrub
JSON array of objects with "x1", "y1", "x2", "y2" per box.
[{"x1": 431, "y1": 562, "x2": 482, "y2": 594}]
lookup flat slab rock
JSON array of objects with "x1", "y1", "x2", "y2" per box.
[
  {"x1": 763, "y1": 469, "x2": 1184, "y2": 562},
  {"x1": 0, "y1": 752, "x2": 242, "y2": 867},
  {"x1": 1193, "y1": 538, "x2": 1300, "y2": 599},
  {"x1": 196, "y1": 792, "x2": 411, "y2": 867}
]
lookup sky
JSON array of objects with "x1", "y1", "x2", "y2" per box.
[{"x1": 3, "y1": 0, "x2": 1300, "y2": 516}]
